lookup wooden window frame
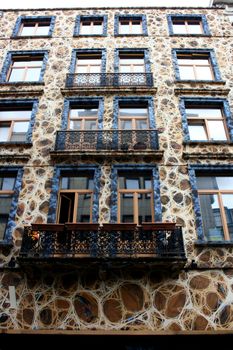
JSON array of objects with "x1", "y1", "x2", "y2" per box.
[
  {"x1": 119, "y1": 54, "x2": 145, "y2": 73},
  {"x1": 75, "y1": 54, "x2": 102, "y2": 74},
  {"x1": 177, "y1": 53, "x2": 214, "y2": 80},
  {"x1": 80, "y1": 19, "x2": 103, "y2": 35},
  {"x1": 0, "y1": 107, "x2": 31, "y2": 142},
  {"x1": 198, "y1": 188, "x2": 233, "y2": 241},
  {"x1": 7, "y1": 56, "x2": 43, "y2": 82},
  {"x1": 119, "y1": 107, "x2": 149, "y2": 130},
  {"x1": 119, "y1": 18, "x2": 143, "y2": 34},
  {"x1": 186, "y1": 106, "x2": 229, "y2": 141},
  {"x1": 68, "y1": 106, "x2": 99, "y2": 130},
  {"x1": 18, "y1": 20, "x2": 51, "y2": 36},
  {"x1": 172, "y1": 18, "x2": 203, "y2": 34}
]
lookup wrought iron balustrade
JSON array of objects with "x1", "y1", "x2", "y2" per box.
[
  {"x1": 66, "y1": 73, "x2": 153, "y2": 87},
  {"x1": 54, "y1": 129, "x2": 159, "y2": 152},
  {"x1": 19, "y1": 223, "x2": 186, "y2": 261}
]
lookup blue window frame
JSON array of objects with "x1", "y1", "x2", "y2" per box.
[
  {"x1": 74, "y1": 15, "x2": 108, "y2": 36},
  {"x1": 167, "y1": 14, "x2": 210, "y2": 36},
  {"x1": 111, "y1": 165, "x2": 162, "y2": 223},
  {"x1": 189, "y1": 165, "x2": 233, "y2": 243},
  {"x1": 179, "y1": 98, "x2": 233, "y2": 142},
  {"x1": 47, "y1": 166, "x2": 101, "y2": 224},
  {"x1": 0, "y1": 50, "x2": 49, "y2": 83},
  {"x1": 114, "y1": 14, "x2": 147, "y2": 36},
  {"x1": 0, "y1": 166, "x2": 23, "y2": 245},
  {"x1": 172, "y1": 49, "x2": 222, "y2": 82},
  {"x1": 12, "y1": 16, "x2": 56, "y2": 38},
  {"x1": 114, "y1": 48, "x2": 151, "y2": 74},
  {"x1": 0, "y1": 99, "x2": 38, "y2": 144}
]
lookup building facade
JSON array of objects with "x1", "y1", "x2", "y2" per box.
[{"x1": 0, "y1": 3, "x2": 233, "y2": 348}]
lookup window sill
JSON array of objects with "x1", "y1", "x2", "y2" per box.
[
  {"x1": 114, "y1": 34, "x2": 147, "y2": 36},
  {"x1": 183, "y1": 140, "x2": 233, "y2": 145},
  {"x1": 195, "y1": 240, "x2": 233, "y2": 247},
  {"x1": 0, "y1": 81, "x2": 44, "y2": 86},
  {"x1": 175, "y1": 80, "x2": 226, "y2": 85},
  {"x1": 0, "y1": 142, "x2": 32, "y2": 147},
  {"x1": 170, "y1": 34, "x2": 211, "y2": 37},
  {"x1": 11, "y1": 35, "x2": 52, "y2": 39},
  {"x1": 73, "y1": 34, "x2": 107, "y2": 37}
]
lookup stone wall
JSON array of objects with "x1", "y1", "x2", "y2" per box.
[{"x1": 0, "y1": 6, "x2": 233, "y2": 332}]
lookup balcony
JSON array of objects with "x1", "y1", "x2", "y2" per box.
[
  {"x1": 65, "y1": 73, "x2": 153, "y2": 89},
  {"x1": 18, "y1": 223, "x2": 186, "y2": 269}
]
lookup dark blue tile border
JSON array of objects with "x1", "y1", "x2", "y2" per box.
[
  {"x1": 114, "y1": 48, "x2": 151, "y2": 74},
  {"x1": 0, "y1": 50, "x2": 49, "y2": 83},
  {"x1": 0, "y1": 99, "x2": 38, "y2": 143},
  {"x1": 179, "y1": 97, "x2": 233, "y2": 142},
  {"x1": 110, "y1": 164, "x2": 162, "y2": 223},
  {"x1": 12, "y1": 16, "x2": 56, "y2": 38},
  {"x1": 0, "y1": 166, "x2": 24, "y2": 245},
  {"x1": 74, "y1": 15, "x2": 108, "y2": 37},
  {"x1": 47, "y1": 165, "x2": 101, "y2": 224},
  {"x1": 167, "y1": 14, "x2": 211, "y2": 36},
  {"x1": 114, "y1": 14, "x2": 148, "y2": 36},
  {"x1": 189, "y1": 164, "x2": 233, "y2": 241},
  {"x1": 172, "y1": 48, "x2": 222, "y2": 82},
  {"x1": 69, "y1": 48, "x2": 106, "y2": 75}
]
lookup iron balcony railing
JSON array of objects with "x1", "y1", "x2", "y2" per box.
[
  {"x1": 54, "y1": 129, "x2": 159, "y2": 152},
  {"x1": 19, "y1": 223, "x2": 186, "y2": 261},
  {"x1": 66, "y1": 73, "x2": 153, "y2": 87}
]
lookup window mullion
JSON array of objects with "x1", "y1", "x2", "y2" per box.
[
  {"x1": 73, "y1": 192, "x2": 79, "y2": 223},
  {"x1": 134, "y1": 192, "x2": 138, "y2": 225},
  {"x1": 218, "y1": 192, "x2": 230, "y2": 240}
]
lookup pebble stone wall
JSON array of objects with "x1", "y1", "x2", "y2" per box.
[{"x1": 0, "y1": 6, "x2": 233, "y2": 332}]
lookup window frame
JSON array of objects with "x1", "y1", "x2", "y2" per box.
[
  {"x1": 189, "y1": 165, "x2": 233, "y2": 243},
  {"x1": 74, "y1": 15, "x2": 108, "y2": 37},
  {"x1": 114, "y1": 48, "x2": 151, "y2": 75},
  {"x1": 172, "y1": 49, "x2": 222, "y2": 82},
  {"x1": 0, "y1": 167, "x2": 23, "y2": 245},
  {"x1": 179, "y1": 98, "x2": 233, "y2": 143},
  {"x1": 0, "y1": 99, "x2": 38, "y2": 144},
  {"x1": 12, "y1": 16, "x2": 56, "y2": 38},
  {"x1": 0, "y1": 51, "x2": 49, "y2": 84},
  {"x1": 69, "y1": 49, "x2": 106, "y2": 76},
  {"x1": 114, "y1": 15, "x2": 148, "y2": 36},
  {"x1": 167, "y1": 14, "x2": 211, "y2": 36}
]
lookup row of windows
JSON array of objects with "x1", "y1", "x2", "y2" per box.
[
  {"x1": 0, "y1": 98, "x2": 231, "y2": 143},
  {"x1": 10, "y1": 14, "x2": 211, "y2": 38},
  {"x1": 0, "y1": 49, "x2": 223, "y2": 83},
  {"x1": 2, "y1": 166, "x2": 233, "y2": 245}
]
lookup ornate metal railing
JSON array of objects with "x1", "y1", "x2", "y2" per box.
[
  {"x1": 66, "y1": 73, "x2": 153, "y2": 87},
  {"x1": 19, "y1": 223, "x2": 186, "y2": 260},
  {"x1": 54, "y1": 130, "x2": 159, "y2": 152}
]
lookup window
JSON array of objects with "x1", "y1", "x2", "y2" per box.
[
  {"x1": 196, "y1": 175, "x2": 233, "y2": 241},
  {"x1": 0, "y1": 175, "x2": 16, "y2": 240},
  {"x1": 173, "y1": 49, "x2": 222, "y2": 82},
  {"x1": 74, "y1": 16, "x2": 107, "y2": 36},
  {"x1": 69, "y1": 104, "x2": 99, "y2": 130},
  {"x1": 0, "y1": 100, "x2": 37, "y2": 143},
  {"x1": 115, "y1": 15, "x2": 147, "y2": 36},
  {"x1": 75, "y1": 54, "x2": 102, "y2": 74},
  {"x1": 119, "y1": 105, "x2": 148, "y2": 130},
  {"x1": 12, "y1": 16, "x2": 55, "y2": 37},
  {"x1": 119, "y1": 53, "x2": 145, "y2": 74},
  {"x1": 167, "y1": 15, "x2": 210, "y2": 36},
  {"x1": 0, "y1": 51, "x2": 48, "y2": 83}
]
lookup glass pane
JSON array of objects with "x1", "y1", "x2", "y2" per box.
[
  {"x1": 119, "y1": 108, "x2": 147, "y2": 117},
  {"x1": 89, "y1": 65, "x2": 101, "y2": 73},
  {"x1": 70, "y1": 108, "x2": 98, "y2": 118},
  {"x1": 222, "y1": 194, "x2": 233, "y2": 240},
  {"x1": 0, "y1": 125, "x2": 10, "y2": 142},
  {"x1": 131, "y1": 24, "x2": 142, "y2": 34},
  {"x1": 76, "y1": 194, "x2": 91, "y2": 222},
  {"x1": 186, "y1": 108, "x2": 222, "y2": 119},
  {"x1": 0, "y1": 110, "x2": 31, "y2": 120},
  {"x1": 20, "y1": 25, "x2": 35, "y2": 36},
  {"x1": 36, "y1": 25, "x2": 50, "y2": 35},
  {"x1": 120, "y1": 193, "x2": 134, "y2": 223},
  {"x1": 69, "y1": 120, "x2": 81, "y2": 130},
  {"x1": 61, "y1": 177, "x2": 92, "y2": 190},
  {"x1": 199, "y1": 194, "x2": 224, "y2": 241},
  {"x1": 126, "y1": 178, "x2": 140, "y2": 189},
  {"x1": 26, "y1": 60, "x2": 43, "y2": 67},
  {"x1": 189, "y1": 24, "x2": 202, "y2": 34},
  {"x1": 120, "y1": 58, "x2": 144, "y2": 65},
  {"x1": 120, "y1": 23, "x2": 130, "y2": 34},
  {"x1": 84, "y1": 119, "x2": 97, "y2": 130},
  {"x1": 208, "y1": 120, "x2": 227, "y2": 141},
  {"x1": 76, "y1": 66, "x2": 88, "y2": 73},
  {"x1": 173, "y1": 23, "x2": 187, "y2": 34},
  {"x1": 144, "y1": 179, "x2": 152, "y2": 189},
  {"x1": 1, "y1": 177, "x2": 15, "y2": 190},
  {"x1": 10, "y1": 122, "x2": 28, "y2": 141},
  {"x1": 132, "y1": 65, "x2": 145, "y2": 73},
  {"x1": 138, "y1": 193, "x2": 152, "y2": 224},
  {"x1": 196, "y1": 66, "x2": 213, "y2": 80},
  {"x1": 8, "y1": 68, "x2": 25, "y2": 82},
  {"x1": 25, "y1": 68, "x2": 41, "y2": 81},
  {"x1": 120, "y1": 120, "x2": 132, "y2": 130},
  {"x1": 136, "y1": 119, "x2": 148, "y2": 129},
  {"x1": 188, "y1": 124, "x2": 207, "y2": 140},
  {"x1": 93, "y1": 23, "x2": 103, "y2": 34},
  {"x1": 179, "y1": 66, "x2": 195, "y2": 80},
  {"x1": 197, "y1": 177, "x2": 233, "y2": 190},
  {"x1": 0, "y1": 195, "x2": 12, "y2": 214},
  {"x1": 80, "y1": 23, "x2": 92, "y2": 34}
]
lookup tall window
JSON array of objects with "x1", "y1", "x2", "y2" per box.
[
  {"x1": 119, "y1": 105, "x2": 148, "y2": 130},
  {"x1": 118, "y1": 173, "x2": 154, "y2": 224},
  {"x1": 0, "y1": 105, "x2": 33, "y2": 142},
  {"x1": 0, "y1": 175, "x2": 16, "y2": 240},
  {"x1": 185, "y1": 105, "x2": 228, "y2": 141},
  {"x1": 172, "y1": 18, "x2": 203, "y2": 35},
  {"x1": 57, "y1": 174, "x2": 94, "y2": 223},
  {"x1": 18, "y1": 19, "x2": 51, "y2": 36},
  {"x1": 177, "y1": 53, "x2": 213, "y2": 80},
  {"x1": 75, "y1": 54, "x2": 102, "y2": 74},
  {"x1": 119, "y1": 53, "x2": 145, "y2": 74},
  {"x1": 68, "y1": 104, "x2": 99, "y2": 130},
  {"x1": 7, "y1": 56, "x2": 43, "y2": 82},
  {"x1": 80, "y1": 18, "x2": 103, "y2": 35},
  {"x1": 119, "y1": 18, "x2": 142, "y2": 34},
  {"x1": 197, "y1": 176, "x2": 233, "y2": 241}
]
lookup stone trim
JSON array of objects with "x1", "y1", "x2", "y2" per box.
[
  {"x1": 172, "y1": 48, "x2": 222, "y2": 82},
  {"x1": 179, "y1": 97, "x2": 233, "y2": 142},
  {"x1": 110, "y1": 164, "x2": 162, "y2": 223},
  {"x1": 114, "y1": 14, "x2": 148, "y2": 36},
  {"x1": 189, "y1": 164, "x2": 233, "y2": 242},
  {"x1": 47, "y1": 165, "x2": 101, "y2": 224},
  {"x1": 69, "y1": 48, "x2": 107, "y2": 75},
  {"x1": 167, "y1": 14, "x2": 211, "y2": 36},
  {"x1": 0, "y1": 166, "x2": 23, "y2": 245},
  {"x1": 61, "y1": 97, "x2": 104, "y2": 130},
  {"x1": 114, "y1": 48, "x2": 151, "y2": 74},
  {"x1": 11, "y1": 15, "x2": 56, "y2": 38},
  {"x1": 0, "y1": 99, "x2": 38, "y2": 143},
  {"x1": 73, "y1": 15, "x2": 108, "y2": 37},
  {"x1": 0, "y1": 50, "x2": 49, "y2": 83}
]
